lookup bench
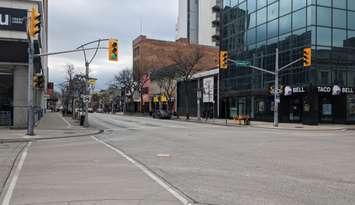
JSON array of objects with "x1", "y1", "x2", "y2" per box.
[{"x1": 234, "y1": 115, "x2": 250, "y2": 125}]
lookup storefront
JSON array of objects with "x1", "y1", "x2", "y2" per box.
[{"x1": 0, "y1": 70, "x2": 13, "y2": 126}]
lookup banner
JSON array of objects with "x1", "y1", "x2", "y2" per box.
[{"x1": 203, "y1": 77, "x2": 214, "y2": 103}]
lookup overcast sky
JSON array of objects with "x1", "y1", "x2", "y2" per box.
[{"x1": 48, "y1": 0, "x2": 178, "y2": 90}]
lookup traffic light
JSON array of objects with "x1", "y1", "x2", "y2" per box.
[
  {"x1": 303, "y1": 47, "x2": 311, "y2": 67},
  {"x1": 108, "y1": 39, "x2": 118, "y2": 61},
  {"x1": 33, "y1": 74, "x2": 45, "y2": 88},
  {"x1": 32, "y1": 75, "x2": 39, "y2": 87},
  {"x1": 28, "y1": 7, "x2": 41, "y2": 38},
  {"x1": 219, "y1": 51, "x2": 228, "y2": 69}
]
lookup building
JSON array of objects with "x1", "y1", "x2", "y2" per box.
[
  {"x1": 0, "y1": 0, "x2": 48, "y2": 128},
  {"x1": 220, "y1": 0, "x2": 355, "y2": 124},
  {"x1": 176, "y1": 0, "x2": 222, "y2": 46},
  {"x1": 132, "y1": 35, "x2": 219, "y2": 113},
  {"x1": 177, "y1": 68, "x2": 220, "y2": 118}
]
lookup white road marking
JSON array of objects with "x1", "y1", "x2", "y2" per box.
[
  {"x1": 92, "y1": 136, "x2": 193, "y2": 205},
  {"x1": 59, "y1": 113, "x2": 72, "y2": 128},
  {"x1": 1, "y1": 142, "x2": 31, "y2": 205}
]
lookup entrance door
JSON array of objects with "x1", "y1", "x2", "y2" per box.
[
  {"x1": 0, "y1": 72, "x2": 13, "y2": 126},
  {"x1": 289, "y1": 98, "x2": 302, "y2": 122},
  {"x1": 320, "y1": 97, "x2": 333, "y2": 122}
]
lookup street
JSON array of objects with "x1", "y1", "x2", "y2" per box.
[{"x1": 1, "y1": 113, "x2": 355, "y2": 205}]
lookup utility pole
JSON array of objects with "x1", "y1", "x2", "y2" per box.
[
  {"x1": 274, "y1": 48, "x2": 279, "y2": 127},
  {"x1": 197, "y1": 79, "x2": 201, "y2": 121},
  {"x1": 27, "y1": 40, "x2": 34, "y2": 136}
]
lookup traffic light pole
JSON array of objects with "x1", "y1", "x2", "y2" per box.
[
  {"x1": 27, "y1": 39, "x2": 34, "y2": 136},
  {"x1": 228, "y1": 48, "x2": 303, "y2": 127}
]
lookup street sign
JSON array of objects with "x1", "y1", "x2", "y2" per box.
[
  {"x1": 81, "y1": 95, "x2": 91, "y2": 103},
  {"x1": 235, "y1": 60, "x2": 251, "y2": 67}
]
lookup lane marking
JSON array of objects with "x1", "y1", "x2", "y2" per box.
[
  {"x1": 92, "y1": 136, "x2": 193, "y2": 205},
  {"x1": 1, "y1": 142, "x2": 31, "y2": 205},
  {"x1": 58, "y1": 113, "x2": 72, "y2": 128}
]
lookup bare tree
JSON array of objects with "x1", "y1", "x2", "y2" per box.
[
  {"x1": 169, "y1": 47, "x2": 205, "y2": 119},
  {"x1": 112, "y1": 69, "x2": 135, "y2": 113},
  {"x1": 133, "y1": 67, "x2": 150, "y2": 113}
]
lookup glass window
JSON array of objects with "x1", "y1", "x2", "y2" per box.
[
  {"x1": 320, "y1": 70, "x2": 331, "y2": 85},
  {"x1": 333, "y1": 9, "x2": 346, "y2": 29},
  {"x1": 317, "y1": 27, "x2": 331, "y2": 46},
  {"x1": 231, "y1": 0, "x2": 237, "y2": 7},
  {"x1": 280, "y1": 14, "x2": 291, "y2": 34},
  {"x1": 317, "y1": 0, "x2": 331, "y2": 7},
  {"x1": 239, "y1": 1, "x2": 247, "y2": 11},
  {"x1": 349, "y1": 30, "x2": 355, "y2": 39},
  {"x1": 307, "y1": 6, "x2": 316, "y2": 26},
  {"x1": 268, "y1": 19, "x2": 278, "y2": 38},
  {"x1": 257, "y1": 0, "x2": 267, "y2": 9},
  {"x1": 308, "y1": 26, "x2": 316, "y2": 45},
  {"x1": 257, "y1": 7, "x2": 267, "y2": 25},
  {"x1": 333, "y1": 29, "x2": 347, "y2": 47},
  {"x1": 317, "y1": 7, "x2": 331, "y2": 26},
  {"x1": 350, "y1": 1, "x2": 355, "y2": 11},
  {"x1": 293, "y1": 0, "x2": 306, "y2": 11},
  {"x1": 224, "y1": 0, "x2": 231, "y2": 8},
  {"x1": 349, "y1": 11, "x2": 355, "y2": 30},
  {"x1": 268, "y1": 2, "x2": 278, "y2": 21},
  {"x1": 247, "y1": 28, "x2": 256, "y2": 44},
  {"x1": 248, "y1": 12, "x2": 256, "y2": 28},
  {"x1": 247, "y1": 0, "x2": 256, "y2": 12},
  {"x1": 293, "y1": 8, "x2": 306, "y2": 30},
  {"x1": 334, "y1": 0, "x2": 347, "y2": 9},
  {"x1": 280, "y1": 0, "x2": 292, "y2": 16},
  {"x1": 257, "y1": 24, "x2": 267, "y2": 42}
]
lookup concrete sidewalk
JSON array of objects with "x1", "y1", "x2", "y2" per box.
[
  {"x1": 0, "y1": 112, "x2": 102, "y2": 143},
  {"x1": 172, "y1": 116, "x2": 355, "y2": 131}
]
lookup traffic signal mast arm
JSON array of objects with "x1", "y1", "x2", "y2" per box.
[{"x1": 228, "y1": 59, "x2": 275, "y2": 75}]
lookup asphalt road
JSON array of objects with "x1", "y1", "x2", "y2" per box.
[{"x1": 89, "y1": 113, "x2": 355, "y2": 205}]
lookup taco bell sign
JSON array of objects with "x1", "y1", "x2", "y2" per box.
[{"x1": 0, "y1": 7, "x2": 27, "y2": 32}]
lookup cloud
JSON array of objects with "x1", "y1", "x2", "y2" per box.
[{"x1": 48, "y1": 0, "x2": 178, "y2": 90}]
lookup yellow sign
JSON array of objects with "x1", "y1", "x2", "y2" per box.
[
  {"x1": 153, "y1": 96, "x2": 159, "y2": 103},
  {"x1": 88, "y1": 79, "x2": 97, "y2": 86},
  {"x1": 160, "y1": 95, "x2": 167, "y2": 102}
]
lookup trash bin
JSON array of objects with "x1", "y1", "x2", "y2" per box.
[{"x1": 80, "y1": 114, "x2": 85, "y2": 126}]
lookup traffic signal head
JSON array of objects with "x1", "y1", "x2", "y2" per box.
[
  {"x1": 108, "y1": 39, "x2": 118, "y2": 61},
  {"x1": 29, "y1": 7, "x2": 41, "y2": 38},
  {"x1": 219, "y1": 51, "x2": 228, "y2": 69},
  {"x1": 32, "y1": 75, "x2": 38, "y2": 87},
  {"x1": 303, "y1": 47, "x2": 312, "y2": 67}
]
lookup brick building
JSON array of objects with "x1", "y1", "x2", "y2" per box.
[{"x1": 132, "y1": 35, "x2": 219, "y2": 113}]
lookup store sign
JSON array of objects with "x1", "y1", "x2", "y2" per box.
[
  {"x1": 0, "y1": 7, "x2": 27, "y2": 32},
  {"x1": 284, "y1": 86, "x2": 306, "y2": 96},
  {"x1": 203, "y1": 77, "x2": 214, "y2": 103},
  {"x1": 317, "y1": 86, "x2": 354, "y2": 95}
]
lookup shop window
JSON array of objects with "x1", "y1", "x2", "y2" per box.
[{"x1": 347, "y1": 95, "x2": 355, "y2": 121}]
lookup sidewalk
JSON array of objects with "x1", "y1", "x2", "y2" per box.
[
  {"x1": 173, "y1": 116, "x2": 355, "y2": 131},
  {"x1": 0, "y1": 112, "x2": 102, "y2": 143}
]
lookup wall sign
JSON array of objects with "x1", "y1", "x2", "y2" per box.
[
  {"x1": 317, "y1": 86, "x2": 354, "y2": 95},
  {"x1": 284, "y1": 86, "x2": 306, "y2": 96},
  {"x1": 0, "y1": 7, "x2": 27, "y2": 32},
  {"x1": 317, "y1": 86, "x2": 332, "y2": 93}
]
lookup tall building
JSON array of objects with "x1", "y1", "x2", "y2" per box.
[
  {"x1": 176, "y1": 0, "x2": 222, "y2": 46},
  {"x1": 220, "y1": 0, "x2": 355, "y2": 124},
  {"x1": 0, "y1": 0, "x2": 48, "y2": 128}
]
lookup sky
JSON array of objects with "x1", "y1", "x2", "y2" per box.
[{"x1": 48, "y1": 0, "x2": 179, "y2": 90}]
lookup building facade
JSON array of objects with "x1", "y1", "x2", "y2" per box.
[
  {"x1": 221, "y1": 0, "x2": 355, "y2": 124},
  {"x1": 0, "y1": 0, "x2": 48, "y2": 128},
  {"x1": 176, "y1": 0, "x2": 223, "y2": 46},
  {"x1": 132, "y1": 35, "x2": 219, "y2": 113}
]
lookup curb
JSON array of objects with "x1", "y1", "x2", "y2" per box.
[{"x1": 0, "y1": 129, "x2": 104, "y2": 143}]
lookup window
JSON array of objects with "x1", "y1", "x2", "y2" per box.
[
  {"x1": 293, "y1": 0, "x2": 306, "y2": 11},
  {"x1": 317, "y1": 7, "x2": 331, "y2": 26},
  {"x1": 350, "y1": 1, "x2": 355, "y2": 11},
  {"x1": 248, "y1": 12, "x2": 256, "y2": 28},
  {"x1": 334, "y1": 0, "x2": 347, "y2": 9},
  {"x1": 348, "y1": 11, "x2": 355, "y2": 30},
  {"x1": 333, "y1": 29, "x2": 347, "y2": 47},
  {"x1": 257, "y1": 24, "x2": 267, "y2": 42},
  {"x1": 267, "y1": 19, "x2": 278, "y2": 38},
  {"x1": 231, "y1": 0, "x2": 238, "y2": 7},
  {"x1": 247, "y1": 0, "x2": 256, "y2": 12},
  {"x1": 257, "y1": 0, "x2": 267, "y2": 9},
  {"x1": 257, "y1": 7, "x2": 267, "y2": 25},
  {"x1": 333, "y1": 9, "x2": 346, "y2": 29},
  {"x1": 317, "y1": 0, "x2": 331, "y2": 7},
  {"x1": 268, "y1": 2, "x2": 278, "y2": 21},
  {"x1": 293, "y1": 8, "x2": 306, "y2": 30},
  {"x1": 247, "y1": 28, "x2": 256, "y2": 44},
  {"x1": 280, "y1": 0, "x2": 292, "y2": 16},
  {"x1": 307, "y1": 6, "x2": 316, "y2": 26},
  {"x1": 239, "y1": 1, "x2": 247, "y2": 11},
  {"x1": 320, "y1": 70, "x2": 331, "y2": 84},
  {"x1": 280, "y1": 14, "x2": 291, "y2": 34},
  {"x1": 317, "y1": 27, "x2": 331, "y2": 46}
]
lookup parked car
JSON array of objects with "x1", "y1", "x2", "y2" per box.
[
  {"x1": 88, "y1": 108, "x2": 93, "y2": 113},
  {"x1": 96, "y1": 108, "x2": 103, "y2": 113},
  {"x1": 152, "y1": 110, "x2": 172, "y2": 119}
]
